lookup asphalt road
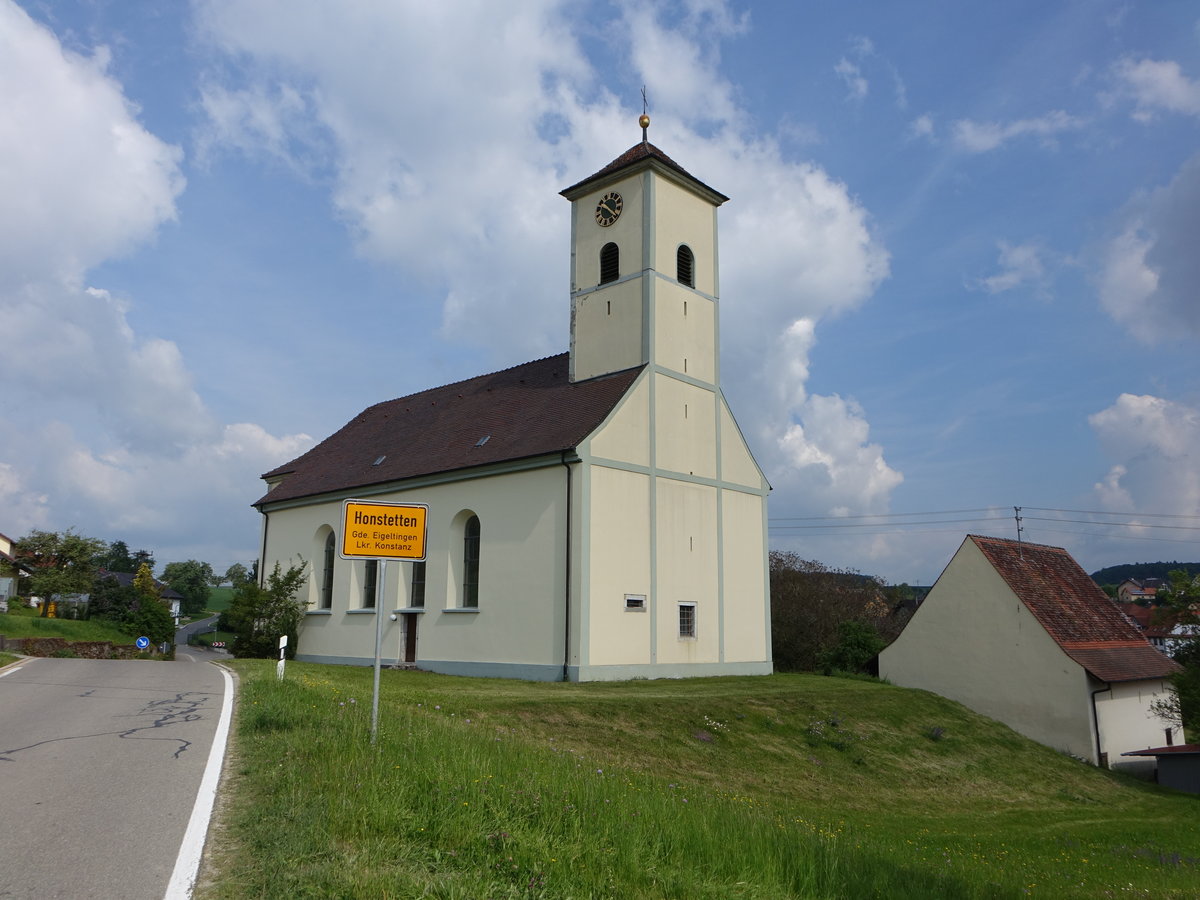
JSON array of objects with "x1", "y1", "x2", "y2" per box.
[{"x1": 0, "y1": 653, "x2": 228, "y2": 899}]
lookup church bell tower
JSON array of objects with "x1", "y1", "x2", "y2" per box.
[{"x1": 560, "y1": 116, "x2": 729, "y2": 386}]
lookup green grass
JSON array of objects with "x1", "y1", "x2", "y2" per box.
[
  {"x1": 206, "y1": 586, "x2": 234, "y2": 614},
  {"x1": 199, "y1": 665, "x2": 1200, "y2": 899},
  {"x1": 0, "y1": 605, "x2": 137, "y2": 643},
  {"x1": 0, "y1": 651, "x2": 19, "y2": 667}
]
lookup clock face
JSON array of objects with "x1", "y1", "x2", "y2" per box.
[{"x1": 595, "y1": 191, "x2": 623, "y2": 227}]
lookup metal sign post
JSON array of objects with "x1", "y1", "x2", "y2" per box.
[
  {"x1": 371, "y1": 560, "x2": 386, "y2": 745},
  {"x1": 339, "y1": 499, "x2": 429, "y2": 745}
]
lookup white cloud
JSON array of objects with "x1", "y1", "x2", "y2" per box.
[
  {"x1": 909, "y1": 113, "x2": 934, "y2": 140},
  {"x1": 197, "y1": 0, "x2": 899, "y2": 519},
  {"x1": 1089, "y1": 394, "x2": 1200, "y2": 516},
  {"x1": 0, "y1": 1, "x2": 184, "y2": 285},
  {"x1": 834, "y1": 58, "x2": 868, "y2": 101},
  {"x1": 1114, "y1": 57, "x2": 1200, "y2": 120},
  {"x1": 833, "y1": 34, "x2": 907, "y2": 109},
  {"x1": 975, "y1": 241, "x2": 1051, "y2": 298},
  {"x1": 1098, "y1": 153, "x2": 1200, "y2": 343},
  {"x1": 0, "y1": 0, "x2": 310, "y2": 565},
  {"x1": 951, "y1": 110, "x2": 1083, "y2": 153}
]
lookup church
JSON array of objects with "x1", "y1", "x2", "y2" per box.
[{"x1": 253, "y1": 119, "x2": 772, "y2": 681}]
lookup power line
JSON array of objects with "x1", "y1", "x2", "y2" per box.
[
  {"x1": 770, "y1": 507, "x2": 997, "y2": 522},
  {"x1": 1023, "y1": 506, "x2": 1200, "y2": 520},
  {"x1": 1023, "y1": 515, "x2": 1200, "y2": 532},
  {"x1": 770, "y1": 516, "x2": 1008, "y2": 531}
]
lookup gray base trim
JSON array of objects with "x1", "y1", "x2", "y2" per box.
[
  {"x1": 296, "y1": 653, "x2": 401, "y2": 667},
  {"x1": 346, "y1": 609, "x2": 376, "y2": 615},
  {"x1": 294, "y1": 654, "x2": 772, "y2": 683},
  {"x1": 304, "y1": 610, "x2": 333, "y2": 616},
  {"x1": 571, "y1": 660, "x2": 773, "y2": 682}
]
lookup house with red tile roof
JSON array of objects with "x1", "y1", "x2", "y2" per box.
[
  {"x1": 253, "y1": 125, "x2": 772, "y2": 681},
  {"x1": 879, "y1": 535, "x2": 1179, "y2": 769}
]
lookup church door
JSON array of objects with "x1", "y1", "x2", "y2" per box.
[{"x1": 403, "y1": 613, "x2": 418, "y2": 663}]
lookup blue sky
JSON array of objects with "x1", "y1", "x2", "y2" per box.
[{"x1": 1, "y1": 0, "x2": 1197, "y2": 584}]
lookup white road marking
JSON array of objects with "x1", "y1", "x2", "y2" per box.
[{"x1": 163, "y1": 663, "x2": 234, "y2": 900}]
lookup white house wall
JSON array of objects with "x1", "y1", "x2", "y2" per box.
[
  {"x1": 879, "y1": 539, "x2": 1097, "y2": 761},
  {"x1": 1097, "y1": 678, "x2": 1177, "y2": 773},
  {"x1": 261, "y1": 465, "x2": 570, "y2": 680}
]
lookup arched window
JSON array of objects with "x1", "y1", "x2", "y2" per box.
[
  {"x1": 362, "y1": 560, "x2": 378, "y2": 609},
  {"x1": 410, "y1": 560, "x2": 426, "y2": 608},
  {"x1": 321, "y1": 532, "x2": 335, "y2": 609},
  {"x1": 462, "y1": 515, "x2": 480, "y2": 608},
  {"x1": 599, "y1": 242, "x2": 619, "y2": 285},
  {"x1": 677, "y1": 244, "x2": 694, "y2": 288}
]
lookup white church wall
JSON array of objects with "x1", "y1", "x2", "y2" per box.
[
  {"x1": 571, "y1": 277, "x2": 643, "y2": 383},
  {"x1": 719, "y1": 401, "x2": 766, "y2": 490},
  {"x1": 583, "y1": 464, "x2": 653, "y2": 667},
  {"x1": 720, "y1": 487, "x2": 771, "y2": 663},
  {"x1": 654, "y1": 373, "x2": 717, "y2": 480},
  {"x1": 569, "y1": 173, "x2": 644, "y2": 291},
  {"x1": 654, "y1": 478, "x2": 720, "y2": 666},
  {"x1": 587, "y1": 375, "x2": 650, "y2": 466},
  {"x1": 265, "y1": 464, "x2": 570, "y2": 677},
  {"x1": 653, "y1": 279, "x2": 716, "y2": 384},
  {"x1": 652, "y1": 177, "x2": 718, "y2": 296}
]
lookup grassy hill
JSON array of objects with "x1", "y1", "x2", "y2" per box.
[
  {"x1": 206, "y1": 585, "x2": 234, "y2": 614},
  {"x1": 0, "y1": 604, "x2": 136, "y2": 643},
  {"x1": 198, "y1": 664, "x2": 1199, "y2": 899}
]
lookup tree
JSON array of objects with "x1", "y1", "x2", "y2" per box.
[
  {"x1": 162, "y1": 560, "x2": 215, "y2": 616},
  {"x1": 128, "y1": 562, "x2": 174, "y2": 645},
  {"x1": 94, "y1": 540, "x2": 157, "y2": 575},
  {"x1": 816, "y1": 619, "x2": 887, "y2": 675},
  {"x1": 770, "y1": 552, "x2": 907, "y2": 672},
  {"x1": 222, "y1": 562, "x2": 251, "y2": 588},
  {"x1": 95, "y1": 540, "x2": 136, "y2": 573},
  {"x1": 15, "y1": 529, "x2": 106, "y2": 611},
  {"x1": 226, "y1": 561, "x2": 308, "y2": 659},
  {"x1": 87, "y1": 564, "x2": 174, "y2": 645},
  {"x1": 88, "y1": 573, "x2": 139, "y2": 624}
]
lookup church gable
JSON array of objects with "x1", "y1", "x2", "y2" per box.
[
  {"x1": 719, "y1": 396, "x2": 768, "y2": 491},
  {"x1": 583, "y1": 373, "x2": 650, "y2": 467}
]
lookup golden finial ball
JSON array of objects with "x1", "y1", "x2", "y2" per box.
[{"x1": 639, "y1": 114, "x2": 650, "y2": 130}]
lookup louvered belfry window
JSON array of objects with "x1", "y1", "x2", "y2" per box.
[
  {"x1": 677, "y1": 244, "x2": 694, "y2": 288},
  {"x1": 599, "y1": 242, "x2": 619, "y2": 284}
]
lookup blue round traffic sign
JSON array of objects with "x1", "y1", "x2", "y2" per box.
[{"x1": 135, "y1": 636, "x2": 150, "y2": 649}]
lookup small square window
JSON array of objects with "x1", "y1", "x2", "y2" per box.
[
  {"x1": 625, "y1": 594, "x2": 646, "y2": 612},
  {"x1": 678, "y1": 602, "x2": 696, "y2": 638}
]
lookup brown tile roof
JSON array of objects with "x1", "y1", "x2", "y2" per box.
[
  {"x1": 560, "y1": 141, "x2": 729, "y2": 204},
  {"x1": 255, "y1": 354, "x2": 641, "y2": 507},
  {"x1": 970, "y1": 535, "x2": 1179, "y2": 682}
]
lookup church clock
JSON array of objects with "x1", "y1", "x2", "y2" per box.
[{"x1": 594, "y1": 191, "x2": 623, "y2": 227}]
